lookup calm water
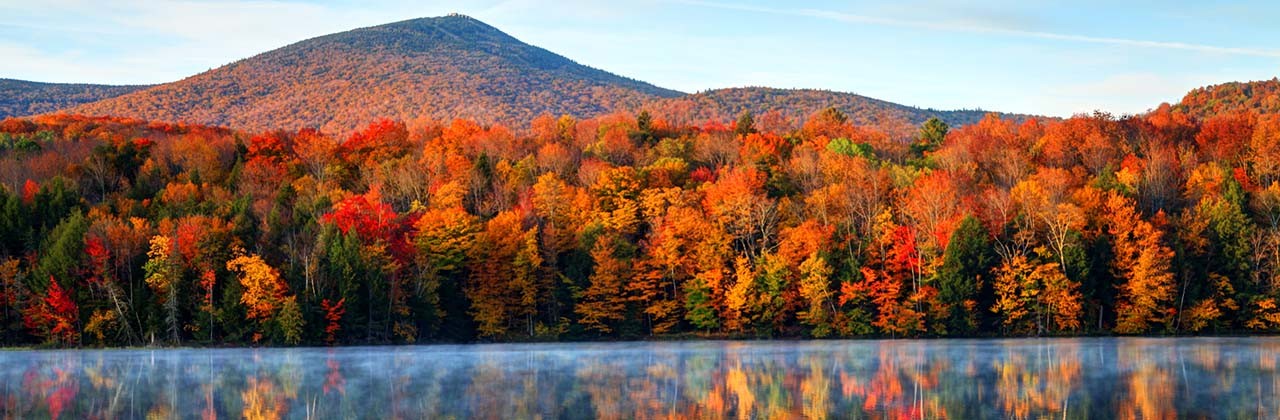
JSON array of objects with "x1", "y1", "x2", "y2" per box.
[{"x1": 2, "y1": 337, "x2": 1279, "y2": 419}]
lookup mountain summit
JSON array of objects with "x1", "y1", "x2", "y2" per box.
[
  {"x1": 53, "y1": 15, "x2": 1033, "y2": 134},
  {"x1": 69, "y1": 15, "x2": 682, "y2": 133}
]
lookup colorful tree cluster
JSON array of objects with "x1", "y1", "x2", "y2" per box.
[{"x1": 3, "y1": 105, "x2": 1280, "y2": 346}]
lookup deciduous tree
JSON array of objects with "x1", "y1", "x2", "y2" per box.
[{"x1": 1107, "y1": 194, "x2": 1178, "y2": 334}]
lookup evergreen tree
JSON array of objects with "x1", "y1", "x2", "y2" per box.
[
  {"x1": 911, "y1": 117, "x2": 949, "y2": 158},
  {"x1": 35, "y1": 212, "x2": 88, "y2": 292},
  {"x1": 935, "y1": 215, "x2": 993, "y2": 335},
  {"x1": 735, "y1": 111, "x2": 756, "y2": 138}
]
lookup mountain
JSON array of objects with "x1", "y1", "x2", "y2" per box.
[
  {"x1": 1175, "y1": 78, "x2": 1280, "y2": 118},
  {"x1": 68, "y1": 14, "x2": 683, "y2": 134},
  {"x1": 0, "y1": 79, "x2": 148, "y2": 119},
  {"x1": 59, "y1": 14, "x2": 1032, "y2": 134},
  {"x1": 647, "y1": 87, "x2": 1018, "y2": 128}
]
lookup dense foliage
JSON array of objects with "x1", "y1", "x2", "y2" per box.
[
  {"x1": 4, "y1": 101, "x2": 1280, "y2": 347},
  {"x1": 0, "y1": 79, "x2": 147, "y2": 119},
  {"x1": 1177, "y1": 78, "x2": 1280, "y2": 119}
]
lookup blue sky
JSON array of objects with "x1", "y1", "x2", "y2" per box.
[{"x1": 2, "y1": 0, "x2": 1277, "y2": 117}]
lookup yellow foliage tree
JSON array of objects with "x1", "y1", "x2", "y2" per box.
[
  {"x1": 991, "y1": 253, "x2": 1081, "y2": 335},
  {"x1": 724, "y1": 256, "x2": 757, "y2": 332},
  {"x1": 227, "y1": 252, "x2": 295, "y2": 342},
  {"x1": 143, "y1": 235, "x2": 181, "y2": 342},
  {"x1": 797, "y1": 252, "x2": 835, "y2": 337}
]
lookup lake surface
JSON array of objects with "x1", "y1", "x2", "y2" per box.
[{"x1": 2, "y1": 337, "x2": 1278, "y2": 419}]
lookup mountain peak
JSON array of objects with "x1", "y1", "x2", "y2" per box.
[
  {"x1": 375, "y1": 13, "x2": 504, "y2": 35},
  {"x1": 66, "y1": 14, "x2": 680, "y2": 133},
  {"x1": 54, "y1": 16, "x2": 1020, "y2": 134},
  {"x1": 441, "y1": 12, "x2": 480, "y2": 22},
  {"x1": 302, "y1": 14, "x2": 519, "y2": 54}
]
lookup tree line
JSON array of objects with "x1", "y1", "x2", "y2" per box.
[{"x1": 2, "y1": 104, "x2": 1279, "y2": 346}]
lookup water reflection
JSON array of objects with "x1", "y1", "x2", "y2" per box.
[{"x1": 0, "y1": 338, "x2": 1277, "y2": 419}]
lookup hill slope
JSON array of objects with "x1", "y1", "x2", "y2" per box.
[
  {"x1": 69, "y1": 15, "x2": 683, "y2": 134},
  {"x1": 1175, "y1": 78, "x2": 1280, "y2": 118},
  {"x1": 648, "y1": 87, "x2": 1018, "y2": 128},
  {"x1": 62, "y1": 14, "x2": 1036, "y2": 134},
  {"x1": 0, "y1": 79, "x2": 148, "y2": 119}
]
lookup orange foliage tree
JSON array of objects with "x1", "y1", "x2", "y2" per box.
[{"x1": 1106, "y1": 193, "x2": 1178, "y2": 334}]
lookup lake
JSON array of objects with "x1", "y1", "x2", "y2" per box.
[{"x1": 1, "y1": 337, "x2": 1277, "y2": 419}]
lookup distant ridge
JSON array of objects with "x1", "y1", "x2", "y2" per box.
[
  {"x1": 0, "y1": 79, "x2": 148, "y2": 119},
  {"x1": 647, "y1": 87, "x2": 1022, "y2": 128},
  {"x1": 31, "y1": 15, "x2": 1039, "y2": 133}
]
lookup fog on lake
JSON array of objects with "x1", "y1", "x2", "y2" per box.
[{"x1": 2, "y1": 337, "x2": 1278, "y2": 419}]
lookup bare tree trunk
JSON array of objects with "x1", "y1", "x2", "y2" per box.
[
  {"x1": 166, "y1": 283, "x2": 179, "y2": 344},
  {"x1": 106, "y1": 283, "x2": 138, "y2": 344}
]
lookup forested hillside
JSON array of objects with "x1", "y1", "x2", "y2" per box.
[
  {"x1": 4, "y1": 100, "x2": 1280, "y2": 346},
  {"x1": 0, "y1": 79, "x2": 147, "y2": 119},
  {"x1": 57, "y1": 15, "x2": 1023, "y2": 136},
  {"x1": 1177, "y1": 78, "x2": 1280, "y2": 118},
  {"x1": 648, "y1": 87, "x2": 1021, "y2": 129},
  {"x1": 67, "y1": 15, "x2": 682, "y2": 134}
]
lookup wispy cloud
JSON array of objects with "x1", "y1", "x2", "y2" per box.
[
  {"x1": 673, "y1": 0, "x2": 1280, "y2": 58},
  {"x1": 0, "y1": 0, "x2": 453, "y2": 83}
]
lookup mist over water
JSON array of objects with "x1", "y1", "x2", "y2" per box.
[{"x1": 2, "y1": 337, "x2": 1278, "y2": 419}]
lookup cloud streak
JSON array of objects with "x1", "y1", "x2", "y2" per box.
[
  {"x1": 674, "y1": 0, "x2": 1280, "y2": 58},
  {"x1": 0, "y1": 0, "x2": 454, "y2": 83}
]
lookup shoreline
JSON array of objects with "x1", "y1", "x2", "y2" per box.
[{"x1": 5, "y1": 332, "x2": 1278, "y2": 351}]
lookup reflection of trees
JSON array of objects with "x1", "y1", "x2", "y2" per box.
[
  {"x1": 241, "y1": 376, "x2": 288, "y2": 420},
  {"x1": 993, "y1": 342, "x2": 1080, "y2": 419},
  {"x1": 21, "y1": 360, "x2": 79, "y2": 420},
  {"x1": 1116, "y1": 340, "x2": 1175, "y2": 420},
  {"x1": 238, "y1": 350, "x2": 298, "y2": 420},
  {"x1": 799, "y1": 352, "x2": 832, "y2": 419},
  {"x1": 836, "y1": 343, "x2": 948, "y2": 419},
  {"x1": 1261, "y1": 341, "x2": 1280, "y2": 417},
  {"x1": 574, "y1": 353, "x2": 629, "y2": 419},
  {"x1": 724, "y1": 364, "x2": 756, "y2": 419},
  {"x1": 469, "y1": 357, "x2": 536, "y2": 419},
  {"x1": 0, "y1": 340, "x2": 1277, "y2": 418},
  {"x1": 709, "y1": 345, "x2": 804, "y2": 419},
  {"x1": 625, "y1": 352, "x2": 682, "y2": 419},
  {"x1": 322, "y1": 356, "x2": 345, "y2": 395},
  {"x1": 680, "y1": 350, "x2": 724, "y2": 416}
]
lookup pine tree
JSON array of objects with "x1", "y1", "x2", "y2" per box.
[{"x1": 935, "y1": 215, "x2": 993, "y2": 335}]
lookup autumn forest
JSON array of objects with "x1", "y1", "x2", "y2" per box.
[{"x1": 2, "y1": 94, "x2": 1280, "y2": 348}]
